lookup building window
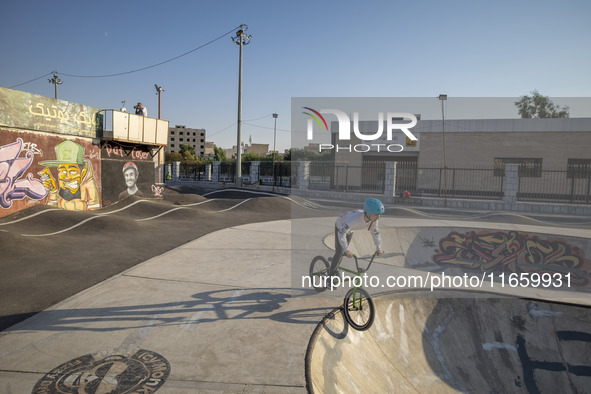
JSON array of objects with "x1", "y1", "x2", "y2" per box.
[
  {"x1": 567, "y1": 159, "x2": 591, "y2": 179},
  {"x1": 171, "y1": 144, "x2": 175, "y2": 148},
  {"x1": 170, "y1": 138, "x2": 175, "y2": 141},
  {"x1": 494, "y1": 158, "x2": 542, "y2": 177},
  {"x1": 170, "y1": 131, "x2": 175, "y2": 135},
  {"x1": 179, "y1": 131, "x2": 184, "y2": 135},
  {"x1": 179, "y1": 138, "x2": 183, "y2": 142}
]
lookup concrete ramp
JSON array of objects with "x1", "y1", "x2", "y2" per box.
[
  {"x1": 306, "y1": 291, "x2": 591, "y2": 393},
  {"x1": 324, "y1": 224, "x2": 591, "y2": 288}
]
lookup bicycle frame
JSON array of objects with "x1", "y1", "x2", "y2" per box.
[{"x1": 337, "y1": 252, "x2": 378, "y2": 276}]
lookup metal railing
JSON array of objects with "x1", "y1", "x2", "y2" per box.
[
  {"x1": 171, "y1": 160, "x2": 591, "y2": 205},
  {"x1": 308, "y1": 161, "x2": 385, "y2": 194},
  {"x1": 403, "y1": 163, "x2": 504, "y2": 200},
  {"x1": 518, "y1": 167, "x2": 591, "y2": 204}
]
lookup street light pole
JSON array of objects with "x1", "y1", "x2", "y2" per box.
[
  {"x1": 232, "y1": 24, "x2": 252, "y2": 187},
  {"x1": 438, "y1": 94, "x2": 447, "y2": 207},
  {"x1": 272, "y1": 113, "x2": 278, "y2": 188},
  {"x1": 48, "y1": 72, "x2": 62, "y2": 99}
]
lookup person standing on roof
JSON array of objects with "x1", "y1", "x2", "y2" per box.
[
  {"x1": 329, "y1": 198, "x2": 385, "y2": 275},
  {"x1": 134, "y1": 102, "x2": 147, "y2": 116}
]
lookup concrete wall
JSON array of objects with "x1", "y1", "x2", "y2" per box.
[{"x1": 418, "y1": 130, "x2": 591, "y2": 168}]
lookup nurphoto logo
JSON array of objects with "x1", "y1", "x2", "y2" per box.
[{"x1": 302, "y1": 107, "x2": 418, "y2": 153}]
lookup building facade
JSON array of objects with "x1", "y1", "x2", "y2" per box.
[{"x1": 167, "y1": 125, "x2": 206, "y2": 156}]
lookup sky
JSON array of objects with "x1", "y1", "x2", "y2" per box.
[{"x1": 2, "y1": 0, "x2": 590, "y2": 153}]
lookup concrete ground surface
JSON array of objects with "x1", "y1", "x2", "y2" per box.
[{"x1": 1, "y1": 187, "x2": 591, "y2": 393}]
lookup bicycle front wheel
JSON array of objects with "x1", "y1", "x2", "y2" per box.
[
  {"x1": 309, "y1": 256, "x2": 330, "y2": 292},
  {"x1": 343, "y1": 287, "x2": 374, "y2": 331}
]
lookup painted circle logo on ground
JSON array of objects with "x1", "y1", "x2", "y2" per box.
[{"x1": 32, "y1": 349, "x2": 170, "y2": 394}]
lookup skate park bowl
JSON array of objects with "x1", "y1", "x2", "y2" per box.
[{"x1": 305, "y1": 223, "x2": 591, "y2": 393}]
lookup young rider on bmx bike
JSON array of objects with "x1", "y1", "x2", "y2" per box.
[{"x1": 329, "y1": 198, "x2": 385, "y2": 277}]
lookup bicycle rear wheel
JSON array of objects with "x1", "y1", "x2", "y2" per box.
[
  {"x1": 343, "y1": 287, "x2": 374, "y2": 331},
  {"x1": 309, "y1": 256, "x2": 330, "y2": 292}
]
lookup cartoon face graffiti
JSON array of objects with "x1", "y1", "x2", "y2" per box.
[
  {"x1": 57, "y1": 163, "x2": 87, "y2": 197},
  {"x1": 39, "y1": 140, "x2": 100, "y2": 211}
]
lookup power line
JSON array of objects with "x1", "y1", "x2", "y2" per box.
[
  {"x1": 9, "y1": 71, "x2": 55, "y2": 89},
  {"x1": 61, "y1": 25, "x2": 241, "y2": 78},
  {"x1": 8, "y1": 25, "x2": 241, "y2": 86}
]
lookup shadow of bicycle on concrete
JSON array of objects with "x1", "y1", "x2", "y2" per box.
[{"x1": 2, "y1": 287, "x2": 338, "y2": 333}]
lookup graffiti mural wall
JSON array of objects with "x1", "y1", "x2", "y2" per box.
[
  {"x1": 432, "y1": 230, "x2": 591, "y2": 286},
  {"x1": 100, "y1": 141, "x2": 162, "y2": 207},
  {"x1": 401, "y1": 227, "x2": 591, "y2": 290},
  {"x1": 0, "y1": 130, "x2": 101, "y2": 217},
  {"x1": 0, "y1": 87, "x2": 164, "y2": 218}
]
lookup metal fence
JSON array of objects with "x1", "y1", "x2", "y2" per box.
[
  {"x1": 308, "y1": 161, "x2": 385, "y2": 194},
  {"x1": 173, "y1": 160, "x2": 591, "y2": 205},
  {"x1": 400, "y1": 162, "x2": 590, "y2": 205},
  {"x1": 179, "y1": 162, "x2": 210, "y2": 181},
  {"x1": 259, "y1": 161, "x2": 292, "y2": 187},
  {"x1": 518, "y1": 167, "x2": 591, "y2": 204},
  {"x1": 400, "y1": 163, "x2": 504, "y2": 200}
]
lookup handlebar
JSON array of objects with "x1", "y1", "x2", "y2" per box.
[{"x1": 352, "y1": 252, "x2": 379, "y2": 273}]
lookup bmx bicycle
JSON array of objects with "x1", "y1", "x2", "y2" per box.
[{"x1": 309, "y1": 252, "x2": 377, "y2": 331}]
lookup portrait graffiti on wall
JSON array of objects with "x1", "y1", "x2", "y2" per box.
[{"x1": 119, "y1": 161, "x2": 144, "y2": 199}]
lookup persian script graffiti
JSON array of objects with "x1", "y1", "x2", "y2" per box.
[
  {"x1": 0, "y1": 139, "x2": 48, "y2": 208},
  {"x1": 28, "y1": 102, "x2": 99, "y2": 126},
  {"x1": 432, "y1": 230, "x2": 591, "y2": 285}
]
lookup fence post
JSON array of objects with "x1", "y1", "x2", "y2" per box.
[
  {"x1": 503, "y1": 163, "x2": 519, "y2": 203},
  {"x1": 205, "y1": 164, "x2": 212, "y2": 181},
  {"x1": 298, "y1": 161, "x2": 310, "y2": 190},
  {"x1": 172, "y1": 161, "x2": 181, "y2": 181},
  {"x1": 213, "y1": 161, "x2": 221, "y2": 182},
  {"x1": 250, "y1": 161, "x2": 260, "y2": 185},
  {"x1": 384, "y1": 162, "x2": 397, "y2": 199}
]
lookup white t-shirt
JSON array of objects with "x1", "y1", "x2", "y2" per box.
[{"x1": 335, "y1": 210, "x2": 382, "y2": 253}]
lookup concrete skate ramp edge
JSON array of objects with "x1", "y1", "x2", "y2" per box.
[{"x1": 305, "y1": 290, "x2": 591, "y2": 394}]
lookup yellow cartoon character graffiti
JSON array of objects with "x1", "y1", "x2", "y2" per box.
[{"x1": 39, "y1": 140, "x2": 100, "y2": 211}]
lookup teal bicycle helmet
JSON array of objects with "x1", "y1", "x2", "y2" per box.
[{"x1": 364, "y1": 198, "x2": 384, "y2": 215}]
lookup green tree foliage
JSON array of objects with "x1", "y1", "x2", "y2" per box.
[
  {"x1": 179, "y1": 144, "x2": 196, "y2": 156},
  {"x1": 285, "y1": 148, "x2": 331, "y2": 161},
  {"x1": 214, "y1": 146, "x2": 227, "y2": 162},
  {"x1": 165, "y1": 151, "x2": 183, "y2": 163},
  {"x1": 515, "y1": 90, "x2": 569, "y2": 118},
  {"x1": 241, "y1": 152, "x2": 271, "y2": 162}
]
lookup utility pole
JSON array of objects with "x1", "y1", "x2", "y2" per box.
[
  {"x1": 272, "y1": 113, "x2": 278, "y2": 188},
  {"x1": 48, "y1": 72, "x2": 62, "y2": 99},
  {"x1": 232, "y1": 24, "x2": 252, "y2": 187},
  {"x1": 155, "y1": 84, "x2": 163, "y2": 119}
]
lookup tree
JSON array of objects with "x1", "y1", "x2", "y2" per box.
[
  {"x1": 515, "y1": 90, "x2": 569, "y2": 118},
  {"x1": 285, "y1": 148, "x2": 331, "y2": 161},
  {"x1": 165, "y1": 151, "x2": 183, "y2": 163},
  {"x1": 179, "y1": 144, "x2": 196, "y2": 157},
  {"x1": 214, "y1": 146, "x2": 227, "y2": 162}
]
